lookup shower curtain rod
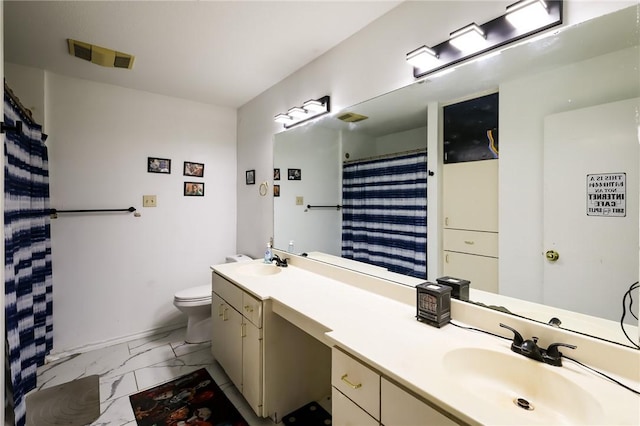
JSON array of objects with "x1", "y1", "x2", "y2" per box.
[{"x1": 343, "y1": 148, "x2": 426, "y2": 165}]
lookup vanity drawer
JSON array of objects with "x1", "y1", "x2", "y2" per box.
[
  {"x1": 333, "y1": 386, "x2": 379, "y2": 426},
  {"x1": 242, "y1": 291, "x2": 262, "y2": 328},
  {"x1": 381, "y1": 378, "x2": 457, "y2": 426},
  {"x1": 332, "y1": 348, "x2": 380, "y2": 420},
  {"x1": 212, "y1": 272, "x2": 243, "y2": 312},
  {"x1": 443, "y1": 229, "x2": 498, "y2": 257}
]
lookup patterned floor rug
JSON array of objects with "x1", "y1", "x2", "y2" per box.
[
  {"x1": 129, "y1": 368, "x2": 248, "y2": 426},
  {"x1": 26, "y1": 374, "x2": 101, "y2": 426}
]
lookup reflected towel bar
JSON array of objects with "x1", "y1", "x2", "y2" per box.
[
  {"x1": 306, "y1": 204, "x2": 342, "y2": 210},
  {"x1": 50, "y1": 206, "x2": 136, "y2": 217}
]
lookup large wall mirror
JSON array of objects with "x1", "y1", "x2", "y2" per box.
[{"x1": 274, "y1": 5, "x2": 639, "y2": 349}]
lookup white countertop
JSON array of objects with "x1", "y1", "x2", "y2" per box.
[{"x1": 212, "y1": 260, "x2": 639, "y2": 425}]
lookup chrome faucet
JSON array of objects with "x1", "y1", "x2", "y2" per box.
[
  {"x1": 271, "y1": 254, "x2": 289, "y2": 267},
  {"x1": 500, "y1": 323, "x2": 576, "y2": 367}
]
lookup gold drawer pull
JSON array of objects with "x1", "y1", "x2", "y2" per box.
[
  {"x1": 341, "y1": 374, "x2": 362, "y2": 389},
  {"x1": 244, "y1": 305, "x2": 254, "y2": 313},
  {"x1": 218, "y1": 303, "x2": 225, "y2": 317},
  {"x1": 464, "y1": 240, "x2": 475, "y2": 245}
]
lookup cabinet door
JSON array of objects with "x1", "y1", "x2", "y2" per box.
[
  {"x1": 443, "y1": 251, "x2": 498, "y2": 293},
  {"x1": 211, "y1": 293, "x2": 243, "y2": 391},
  {"x1": 332, "y1": 387, "x2": 379, "y2": 426},
  {"x1": 443, "y1": 160, "x2": 498, "y2": 232},
  {"x1": 242, "y1": 319, "x2": 263, "y2": 417},
  {"x1": 381, "y1": 378, "x2": 457, "y2": 426}
]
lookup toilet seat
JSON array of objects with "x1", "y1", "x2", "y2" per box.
[{"x1": 174, "y1": 285, "x2": 211, "y2": 303}]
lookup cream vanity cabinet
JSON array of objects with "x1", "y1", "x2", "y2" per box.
[
  {"x1": 332, "y1": 348, "x2": 458, "y2": 426},
  {"x1": 442, "y1": 159, "x2": 499, "y2": 293},
  {"x1": 211, "y1": 272, "x2": 263, "y2": 416}
]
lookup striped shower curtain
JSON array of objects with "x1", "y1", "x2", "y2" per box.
[
  {"x1": 4, "y1": 84, "x2": 53, "y2": 426},
  {"x1": 342, "y1": 151, "x2": 427, "y2": 279}
]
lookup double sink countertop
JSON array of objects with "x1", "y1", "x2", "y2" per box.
[{"x1": 211, "y1": 259, "x2": 639, "y2": 425}]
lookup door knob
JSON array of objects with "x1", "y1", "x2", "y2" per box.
[{"x1": 545, "y1": 250, "x2": 559, "y2": 261}]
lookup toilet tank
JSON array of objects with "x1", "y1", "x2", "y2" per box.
[{"x1": 226, "y1": 254, "x2": 252, "y2": 263}]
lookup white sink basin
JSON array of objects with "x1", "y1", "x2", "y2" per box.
[
  {"x1": 443, "y1": 348, "x2": 604, "y2": 424},
  {"x1": 237, "y1": 263, "x2": 282, "y2": 277}
]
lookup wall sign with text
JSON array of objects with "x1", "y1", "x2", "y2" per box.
[{"x1": 586, "y1": 172, "x2": 626, "y2": 217}]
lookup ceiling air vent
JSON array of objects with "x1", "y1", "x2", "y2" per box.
[
  {"x1": 67, "y1": 39, "x2": 135, "y2": 70},
  {"x1": 337, "y1": 112, "x2": 368, "y2": 123}
]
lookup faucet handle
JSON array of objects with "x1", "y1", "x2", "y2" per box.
[
  {"x1": 545, "y1": 342, "x2": 577, "y2": 359},
  {"x1": 499, "y1": 323, "x2": 524, "y2": 346}
]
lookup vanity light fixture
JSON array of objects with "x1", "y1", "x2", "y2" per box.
[
  {"x1": 274, "y1": 96, "x2": 331, "y2": 129},
  {"x1": 406, "y1": 45, "x2": 439, "y2": 69},
  {"x1": 287, "y1": 107, "x2": 308, "y2": 119},
  {"x1": 449, "y1": 23, "x2": 486, "y2": 52},
  {"x1": 506, "y1": 0, "x2": 549, "y2": 31},
  {"x1": 406, "y1": 0, "x2": 562, "y2": 79},
  {"x1": 274, "y1": 113, "x2": 293, "y2": 124},
  {"x1": 302, "y1": 99, "x2": 327, "y2": 113}
]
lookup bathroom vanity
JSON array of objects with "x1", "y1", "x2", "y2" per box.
[{"x1": 211, "y1": 254, "x2": 639, "y2": 425}]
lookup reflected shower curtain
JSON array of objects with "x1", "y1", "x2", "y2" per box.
[
  {"x1": 342, "y1": 151, "x2": 427, "y2": 279},
  {"x1": 4, "y1": 84, "x2": 53, "y2": 426}
]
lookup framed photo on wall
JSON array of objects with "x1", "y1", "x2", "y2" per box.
[
  {"x1": 274, "y1": 185, "x2": 280, "y2": 197},
  {"x1": 274, "y1": 168, "x2": 281, "y2": 181},
  {"x1": 184, "y1": 182, "x2": 205, "y2": 196},
  {"x1": 246, "y1": 170, "x2": 255, "y2": 185},
  {"x1": 288, "y1": 168, "x2": 301, "y2": 180},
  {"x1": 148, "y1": 157, "x2": 171, "y2": 174},
  {"x1": 184, "y1": 161, "x2": 204, "y2": 177}
]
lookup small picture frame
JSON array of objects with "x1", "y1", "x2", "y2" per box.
[
  {"x1": 183, "y1": 161, "x2": 204, "y2": 177},
  {"x1": 274, "y1": 168, "x2": 281, "y2": 181},
  {"x1": 288, "y1": 168, "x2": 301, "y2": 180},
  {"x1": 148, "y1": 157, "x2": 171, "y2": 174},
  {"x1": 274, "y1": 185, "x2": 280, "y2": 197},
  {"x1": 184, "y1": 182, "x2": 205, "y2": 196},
  {"x1": 246, "y1": 170, "x2": 255, "y2": 185}
]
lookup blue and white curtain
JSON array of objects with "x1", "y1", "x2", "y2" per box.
[
  {"x1": 4, "y1": 84, "x2": 53, "y2": 426},
  {"x1": 342, "y1": 151, "x2": 427, "y2": 278}
]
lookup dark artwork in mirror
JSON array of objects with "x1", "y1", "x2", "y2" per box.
[{"x1": 443, "y1": 92, "x2": 499, "y2": 164}]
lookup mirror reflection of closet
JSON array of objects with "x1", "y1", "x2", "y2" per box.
[{"x1": 272, "y1": 5, "x2": 640, "y2": 348}]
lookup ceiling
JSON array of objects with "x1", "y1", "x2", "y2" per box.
[{"x1": 3, "y1": 1, "x2": 401, "y2": 108}]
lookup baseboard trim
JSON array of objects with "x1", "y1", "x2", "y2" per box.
[{"x1": 45, "y1": 322, "x2": 187, "y2": 363}]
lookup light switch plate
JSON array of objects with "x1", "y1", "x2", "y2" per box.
[
  {"x1": 143, "y1": 195, "x2": 157, "y2": 207},
  {"x1": 296, "y1": 196, "x2": 304, "y2": 205}
]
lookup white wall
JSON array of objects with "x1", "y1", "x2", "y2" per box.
[
  {"x1": 236, "y1": 0, "x2": 633, "y2": 260},
  {"x1": 4, "y1": 67, "x2": 238, "y2": 354}
]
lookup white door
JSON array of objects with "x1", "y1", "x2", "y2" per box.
[{"x1": 543, "y1": 98, "x2": 639, "y2": 323}]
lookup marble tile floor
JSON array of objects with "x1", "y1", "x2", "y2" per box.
[{"x1": 31, "y1": 327, "x2": 274, "y2": 426}]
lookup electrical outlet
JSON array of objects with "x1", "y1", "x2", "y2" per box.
[
  {"x1": 143, "y1": 195, "x2": 157, "y2": 207},
  {"x1": 296, "y1": 196, "x2": 304, "y2": 205}
]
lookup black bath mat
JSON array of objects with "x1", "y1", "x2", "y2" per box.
[
  {"x1": 129, "y1": 368, "x2": 248, "y2": 426},
  {"x1": 282, "y1": 401, "x2": 332, "y2": 425}
]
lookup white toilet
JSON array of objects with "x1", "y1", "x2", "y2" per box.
[{"x1": 173, "y1": 254, "x2": 252, "y2": 343}]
